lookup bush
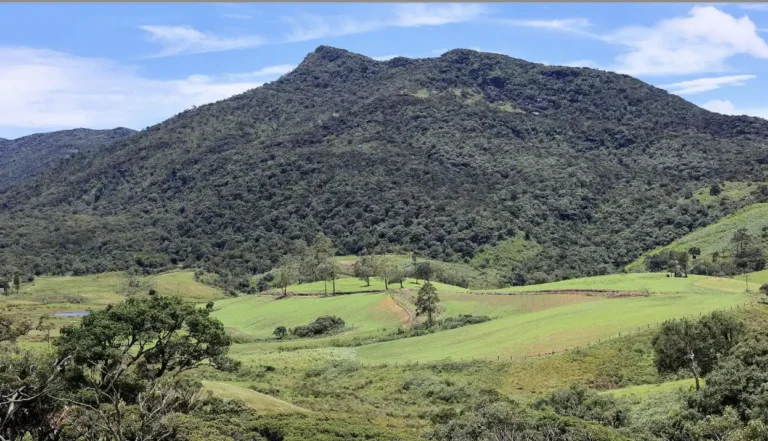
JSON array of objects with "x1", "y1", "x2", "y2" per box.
[{"x1": 291, "y1": 316, "x2": 345, "y2": 338}]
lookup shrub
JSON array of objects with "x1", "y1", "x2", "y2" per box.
[{"x1": 291, "y1": 316, "x2": 345, "y2": 338}]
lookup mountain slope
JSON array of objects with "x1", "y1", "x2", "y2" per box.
[
  {"x1": 1, "y1": 46, "x2": 767, "y2": 282},
  {"x1": 627, "y1": 202, "x2": 768, "y2": 272},
  {"x1": 0, "y1": 127, "x2": 135, "y2": 190}
]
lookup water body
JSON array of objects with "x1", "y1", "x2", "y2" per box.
[{"x1": 54, "y1": 311, "x2": 89, "y2": 317}]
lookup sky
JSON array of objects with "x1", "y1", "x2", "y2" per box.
[{"x1": 2, "y1": 3, "x2": 768, "y2": 139}]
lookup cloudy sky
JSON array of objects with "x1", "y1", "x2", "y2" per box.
[{"x1": 2, "y1": 3, "x2": 768, "y2": 139}]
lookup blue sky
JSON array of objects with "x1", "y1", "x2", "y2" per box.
[{"x1": 2, "y1": 2, "x2": 768, "y2": 139}]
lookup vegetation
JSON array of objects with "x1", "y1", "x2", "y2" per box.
[{"x1": 3, "y1": 47, "x2": 768, "y2": 286}]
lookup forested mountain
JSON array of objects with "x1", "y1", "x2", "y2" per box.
[
  {"x1": 0, "y1": 128, "x2": 135, "y2": 190},
  {"x1": 1, "y1": 46, "x2": 767, "y2": 283}
]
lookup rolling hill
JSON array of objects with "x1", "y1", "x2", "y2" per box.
[
  {"x1": 1, "y1": 46, "x2": 768, "y2": 284},
  {"x1": 0, "y1": 127, "x2": 135, "y2": 191},
  {"x1": 626, "y1": 202, "x2": 768, "y2": 272}
]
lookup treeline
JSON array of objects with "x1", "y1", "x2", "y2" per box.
[{"x1": 644, "y1": 228, "x2": 767, "y2": 277}]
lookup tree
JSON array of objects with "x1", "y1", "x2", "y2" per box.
[
  {"x1": 415, "y1": 282, "x2": 440, "y2": 327},
  {"x1": 55, "y1": 296, "x2": 237, "y2": 441},
  {"x1": 732, "y1": 228, "x2": 752, "y2": 254},
  {"x1": 688, "y1": 247, "x2": 701, "y2": 260},
  {"x1": 760, "y1": 284, "x2": 768, "y2": 296},
  {"x1": 389, "y1": 265, "x2": 406, "y2": 289},
  {"x1": 710, "y1": 182, "x2": 722, "y2": 196},
  {"x1": 677, "y1": 251, "x2": 690, "y2": 277},
  {"x1": 12, "y1": 273, "x2": 20, "y2": 295},
  {"x1": 354, "y1": 256, "x2": 374, "y2": 287},
  {"x1": 273, "y1": 258, "x2": 299, "y2": 296},
  {"x1": 652, "y1": 312, "x2": 742, "y2": 391},
  {"x1": 0, "y1": 345, "x2": 70, "y2": 441},
  {"x1": 36, "y1": 314, "x2": 55, "y2": 347},
  {"x1": 273, "y1": 326, "x2": 288, "y2": 339},
  {"x1": 375, "y1": 260, "x2": 397, "y2": 290},
  {"x1": 414, "y1": 262, "x2": 434, "y2": 283},
  {"x1": 0, "y1": 314, "x2": 33, "y2": 343}
]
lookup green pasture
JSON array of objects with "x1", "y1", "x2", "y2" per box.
[
  {"x1": 354, "y1": 291, "x2": 749, "y2": 363},
  {"x1": 626, "y1": 203, "x2": 768, "y2": 271},
  {"x1": 737, "y1": 269, "x2": 768, "y2": 287},
  {"x1": 490, "y1": 273, "x2": 756, "y2": 294},
  {"x1": 604, "y1": 379, "x2": 699, "y2": 398},
  {"x1": 201, "y1": 381, "x2": 308, "y2": 414},
  {"x1": 211, "y1": 293, "x2": 410, "y2": 338},
  {"x1": 286, "y1": 276, "x2": 467, "y2": 294}
]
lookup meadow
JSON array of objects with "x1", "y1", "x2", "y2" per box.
[{"x1": 626, "y1": 202, "x2": 768, "y2": 271}]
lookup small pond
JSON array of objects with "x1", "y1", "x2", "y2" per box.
[{"x1": 54, "y1": 311, "x2": 90, "y2": 317}]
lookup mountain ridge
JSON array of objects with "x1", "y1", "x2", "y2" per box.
[
  {"x1": 0, "y1": 127, "x2": 136, "y2": 191},
  {"x1": 0, "y1": 46, "x2": 766, "y2": 285}
]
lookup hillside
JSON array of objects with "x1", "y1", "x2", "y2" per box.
[
  {"x1": 1, "y1": 46, "x2": 768, "y2": 282},
  {"x1": 0, "y1": 127, "x2": 136, "y2": 190},
  {"x1": 627, "y1": 202, "x2": 768, "y2": 273}
]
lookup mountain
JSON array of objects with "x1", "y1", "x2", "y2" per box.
[
  {"x1": 1, "y1": 46, "x2": 767, "y2": 284},
  {"x1": 0, "y1": 128, "x2": 135, "y2": 190}
]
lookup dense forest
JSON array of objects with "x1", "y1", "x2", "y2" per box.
[
  {"x1": 0, "y1": 128, "x2": 135, "y2": 190},
  {"x1": 1, "y1": 46, "x2": 767, "y2": 282}
]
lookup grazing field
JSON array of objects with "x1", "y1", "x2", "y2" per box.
[
  {"x1": 489, "y1": 273, "x2": 757, "y2": 294},
  {"x1": 286, "y1": 276, "x2": 467, "y2": 294},
  {"x1": 354, "y1": 291, "x2": 748, "y2": 363},
  {"x1": 626, "y1": 203, "x2": 768, "y2": 271},
  {"x1": 737, "y1": 269, "x2": 768, "y2": 287},
  {"x1": 211, "y1": 293, "x2": 410, "y2": 338},
  {"x1": 201, "y1": 381, "x2": 308, "y2": 413},
  {"x1": 604, "y1": 379, "x2": 699, "y2": 398},
  {"x1": 1, "y1": 270, "x2": 225, "y2": 344}
]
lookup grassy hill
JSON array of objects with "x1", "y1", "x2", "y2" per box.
[
  {"x1": 490, "y1": 272, "x2": 756, "y2": 294},
  {"x1": 3, "y1": 46, "x2": 768, "y2": 284},
  {"x1": 626, "y1": 203, "x2": 768, "y2": 271},
  {"x1": 353, "y1": 290, "x2": 747, "y2": 363}
]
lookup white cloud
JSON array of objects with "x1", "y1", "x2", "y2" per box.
[
  {"x1": 499, "y1": 18, "x2": 592, "y2": 34},
  {"x1": 740, "y1": 4, "x2": 768, "y2": 11},
  {"x1": 702, "y1": 99, "x2": 768, "y2": 119},
  {"x1": 139, "y1": 25, "x2": 266, "y2": 57},
  {"x1": 372, "y1": 55, "x2": 400, "y2": 61},
  {"x1": 227, "y1": 64, "x2": 296, "y2": 80},
  {"x1": 607, "y1": 6, "x2": 768, "y2": 75},
  {"x1": 562, "y1": 59, "x2": 601, "y2": 68},
  {"x1": 0, "y1": 46, "x2": 285, "y2": 135},
  {"x1": 393, "y1": 4, "x2": 485, "y2": 27},
  {"x1": 284, "y1": 3, "x2": 485, "y2": 42},
  {"x1": 222, "y1": 13, "x2": 253, "y2": 20},
  {"x1": 660, "y1": 74, "x2": 756, "y2": 95}
]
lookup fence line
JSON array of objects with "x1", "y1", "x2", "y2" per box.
[{"x1": 354, "y1": 300, "x2": 757, "y2": 368}]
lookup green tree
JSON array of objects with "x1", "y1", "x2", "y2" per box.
[
  {"x1": 732, "y1": 228, "x2": 752, "y2": 254},
  {"x1": 273, "y1": 326, "x2": 288, "y2": 339},
  {"x1": 688, "y1": 247, "x2": 701, "y2": 260},
  {"x1": 760, "y1": 284, "x2": 768, "y2": 296},
  {"x1": 389, "y1": 265, "x2": 406, "y2": 289},
  {"x1": 710, "y1": 182, "x2": 722, "y2": 196},
  {"x1": 55, "y1": 296, "x2": 237, "y2": 441},
  {"x1": 415, "y1": 282, "x2": 440, "y2": 327},
  {"x1": 652, "y1": 312, "x2": 742, "y2": 391},
  {"x1": 273, "y1": 257, "x2": 299, "y2": 296},
  {"x1": 677, "y1": 251, "x2": 690, "y2": 277},
  {"x1": 354, "y1": 256, "x2": 374, "y2": 287},
  {"x1": 12, "y1": 272, "x2": 20, "y2": 294},
  {"x1": 414, "y1": 262, "x2": 434, "y2": 283}
]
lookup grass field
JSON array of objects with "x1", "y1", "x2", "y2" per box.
[
  {"x1": 688, "y1": 181, "x2": 760, "y2": 206},
  {"x1": 201, "y1": 381, "x2": 308, "y2": 413},
  {"x1": 626, "y1": 203, "x2": 768, "y2": 271},
  {"x1": 604, "y1": 379, "x2": 699, "y2": 398},
  {"x1": 490, "y1": 273, "x2": 757, "y2": 294},
  {"x1": 1, "y1": 270, "x2": 225, "y2": 344},
  {"x1": 354, "y1": 291, "x2": 748, "y2": 363},
  {"x1": 286, "y1": 277, "x2": 467, "y2": 294},
  {"x1": 212, "y1": 293, "x2": 410, "y2": 338},
  {"x1": 737, "y1": 269, "x2": 768, "y2": 287}
]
